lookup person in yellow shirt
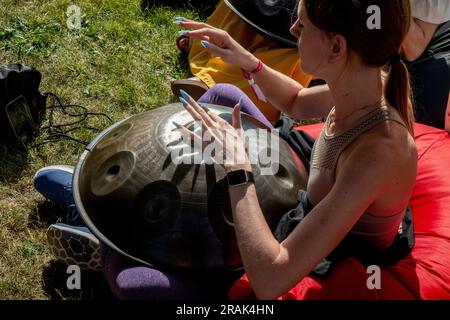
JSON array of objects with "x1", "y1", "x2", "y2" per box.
[{"x1": 172, "y1": 0, "x2": 312, "y2": 125}]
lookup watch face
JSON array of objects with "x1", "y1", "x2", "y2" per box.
[{"x1": 227, "y1": 170, "x2": 248, "y2": 186}]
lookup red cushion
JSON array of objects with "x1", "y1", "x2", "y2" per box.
[{"x1": 229, "y1": 123, "x2": 450, "y2": 300}]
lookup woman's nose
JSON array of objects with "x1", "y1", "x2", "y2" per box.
[{"x1": 290, "y1": 21, "x2": 300, "y2": 38}]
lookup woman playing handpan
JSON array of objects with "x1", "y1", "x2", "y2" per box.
[{"x1": 175, "y1": 0, "x2": 418, "y2": 299}]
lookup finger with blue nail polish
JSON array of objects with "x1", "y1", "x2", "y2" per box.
[
  {"x1": 238, "y1": 97, "x2": 244, "y2": 107},
  {"x1": 192, "y1": 100, "x2": 212, "y2": 124},
  {"x1": 179, "y1": 89, "x2": 191, "y2": 101},
  {"x1": 173, "y1": 17, "x2": 187, "y2": 24},
  {"x1": 200, "y1": 40, "x2": 209, "y2": 48},
  {"x1": 199, "y1": 104, "x2": 210, "y2": 113},
  {"x1": 196, "y1": 101, "x2": 215, "y2": 125},
  {"x1": 180, "y1": 94, "x2": 213, "y2": 125},
  {"x1": 178, "y1": 30, "x2": 190, "y2": 36},
  {"x1": 179, "y1": 96, "x2": 202, "y2": 121},
  {"x1": 232, "y1": 98, "x2": 244, "y2": 129},
  {"x1": 179, "y1": 96, "x2": 189, "y2": 106},
  {"x1": 180, "y1": 89, "x2": 198, "y2": 107}
]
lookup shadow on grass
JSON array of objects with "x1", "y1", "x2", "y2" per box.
[
  {"x1": 42, "y1": 260, "x2": 115, "y2": 300},
  {"x1": 0, "y1": 143, "x2": 30, "y2": 184},
  {"x1": 28, "y1": 201, "x2": 66, "y2": 230}
]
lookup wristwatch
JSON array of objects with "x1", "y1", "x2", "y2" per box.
[{"x1": 226, "y1": 169, "x2": 255, "y2": 187}]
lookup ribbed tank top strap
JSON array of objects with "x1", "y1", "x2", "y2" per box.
[{"x1": 311, "y1": 106, "x2": 407, "y2": 173}]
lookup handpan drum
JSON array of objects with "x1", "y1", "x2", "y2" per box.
[
  {"x1": 73, "y1": 103, "x2": 308, "y2": 272},
  {"x1": 224, "y1": 0, "x2": 298, "y2": 47}
]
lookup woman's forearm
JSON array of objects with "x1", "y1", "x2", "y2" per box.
[
  {"x1": 228, "y1": 183, "x2": 283, "y2": 299},
  {"x1": 241, "y1": 55, "x2": 306, "y2": 118},
  {"x1": 242, "y1": 57, "x2": 333, "y2": 120},
  {"x1": 402, "y1": 18, "x2": 438, "y2": 62}
]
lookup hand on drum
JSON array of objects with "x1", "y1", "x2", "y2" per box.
[
  {"x1": 174, "y1": 17, "x2": 260, "y2": 72},
  {"x1": 173, "y1": 90, "x2": 252, "y2": 173}
]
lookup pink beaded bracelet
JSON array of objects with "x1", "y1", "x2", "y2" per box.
[{"x1": 240, "y1": 60, "x2": 266, "y2": 102}]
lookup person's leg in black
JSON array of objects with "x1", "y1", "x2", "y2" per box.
[{"x1": 408, "y1": 56, "x2": 450, "y2": 130}]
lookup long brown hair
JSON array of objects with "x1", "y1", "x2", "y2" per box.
[{"x1": 302, "y1": 0, "x2": 414, "y2": 135}]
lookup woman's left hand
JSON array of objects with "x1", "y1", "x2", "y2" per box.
[{"x1": 174, "y1": 91, "x2": 252, "y2": 173}]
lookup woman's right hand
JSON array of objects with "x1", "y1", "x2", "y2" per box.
[{"x1": 177, "y1": 19, "x2": 260, "y2": 72}]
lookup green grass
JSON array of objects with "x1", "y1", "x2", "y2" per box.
[{"x1": 0, "y1": 0, "x2": 214, "y2": 300}]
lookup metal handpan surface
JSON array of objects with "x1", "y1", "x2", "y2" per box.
[
  {"x1": 73, "y1": 103, "x2": 308, "y2": 272},
  {"x1": 224, "y1": 0, "x2": 298, "y2": 47}
]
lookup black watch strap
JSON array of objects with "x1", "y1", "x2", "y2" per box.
[{"x1": 226, "y1": 169, "x2": 255, "y2": 187}]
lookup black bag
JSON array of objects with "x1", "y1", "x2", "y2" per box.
[
  {"x1": 274, "y1": 116, "x2": 315, "y2": 173},
  {"x1": 0, "y1": 63, "x2": 47, "y2": 144}
]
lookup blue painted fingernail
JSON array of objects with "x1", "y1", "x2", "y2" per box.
[
  {"x1": 179, "y1": 89, "x2": 190, "y2": 100},
  {"x1": 238, "y1": 97, "x2": 244, "y2": 107},
  {"x1": 179, "y1": 97, "x2": 188, "y2": 105},
  {"x1": 178, "y1": 30, "x2": 190, "y2": 36},
  {"x1": 173, "y1": 17, "x2": 187, "y2": 24},
  {"x1": 200, "y1": 40, "x2": 209, "y2": 48}
]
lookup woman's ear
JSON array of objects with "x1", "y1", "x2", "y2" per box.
[{"x1": 329, "y1": 34, "x2": 347, "y2": 62}]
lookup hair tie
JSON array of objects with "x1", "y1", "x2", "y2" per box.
[{"x1": 389, "y1": 53, "x2": 403, "y2": 65}]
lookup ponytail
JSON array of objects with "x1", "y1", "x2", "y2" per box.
[{"x1": 384, "y1": 58, "x2": 415, "y2": 137}]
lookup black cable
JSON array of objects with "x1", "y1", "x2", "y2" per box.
[{"x1": 33, "y1": 92, "x2": 114, "y2": 147}]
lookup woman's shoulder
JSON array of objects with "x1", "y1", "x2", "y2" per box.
[
  {"x1": 333, "y1": 126, "x2": 416, "y2": 215},
  {"x1": 345, "y1": 111, "x2": 418, "y2": 214},
  {"x1": 353, "y1": 117, "x2": 417, "y2": 185},
  {"x1": 340, "y1": 109, "x2": 417, "y2": 177},
  {"x1": 337, "y1": 122, "x2": 417, "y2": 208},
  {"x1": 363, "y1": 108, "x2": 416, "y2": 155}
]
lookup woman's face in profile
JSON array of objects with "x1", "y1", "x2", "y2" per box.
[{"x1": 290, "y1": 2, "x2": 333, "y2": 77}]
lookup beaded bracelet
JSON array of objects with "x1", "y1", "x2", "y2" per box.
[
  {"x1": 247, "y1": 60, "x2": 264, "y2": 74},
  {"x1": 240, "y1": 60, "x2": 267, "y2": 102}
]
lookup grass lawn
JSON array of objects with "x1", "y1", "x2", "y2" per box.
[{"x1": 0, "y1": 0, "x2": 214, "y2": 300}]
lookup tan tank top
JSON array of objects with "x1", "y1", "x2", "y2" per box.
[{"x1": 307, "y1": 106, "x2": 408, "y2": 249}]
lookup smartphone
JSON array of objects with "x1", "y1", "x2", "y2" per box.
[{"x1": 5, "y1": 95, "x2": 37, "y2": 144}]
